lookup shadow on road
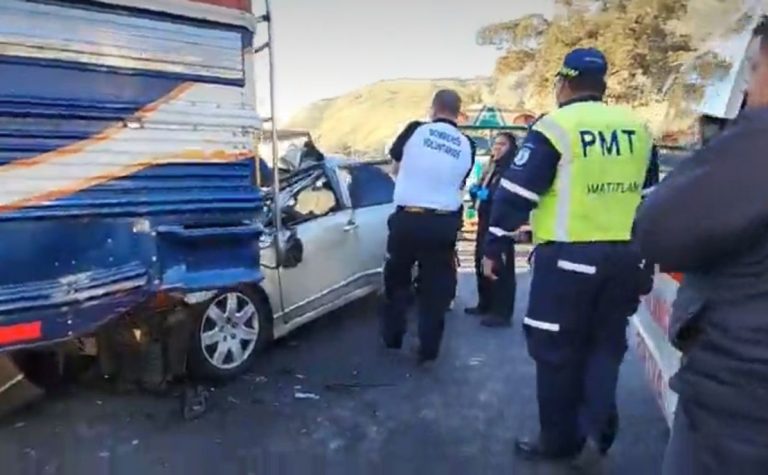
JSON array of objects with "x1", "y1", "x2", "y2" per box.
[{"x1": 0, "y1": 274, "x2": 667, "y2": 474}]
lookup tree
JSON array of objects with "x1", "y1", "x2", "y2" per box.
[
  {"x1": 479, "y1": 0, "x2": 696, "y2": 105},
  {"x1": 476, "y1": 14, "x2": 550, "y2": 52}
]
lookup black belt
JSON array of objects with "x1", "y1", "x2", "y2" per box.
[{"x1": 397, "y1": 206, "x2": 458, "y2": 215}]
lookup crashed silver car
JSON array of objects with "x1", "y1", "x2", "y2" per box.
[{"x1": 189, "y1": 158, "x2": 395, "y2": 379}]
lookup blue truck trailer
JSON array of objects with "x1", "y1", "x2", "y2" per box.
[{"x1": 0, "y1": 0, "x2": 266, "y2": 412}]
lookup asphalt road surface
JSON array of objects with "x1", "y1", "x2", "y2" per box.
[{"x1": 0, "y1": 271, "x2": 668, "y2": 475}]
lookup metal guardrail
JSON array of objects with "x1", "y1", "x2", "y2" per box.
[{"x1": 459, "y1": 125, "x2": 529, "y2": 132}]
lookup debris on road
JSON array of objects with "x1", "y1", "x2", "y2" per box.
[
  {"x1": 279, "y1": 366, "x2": 297, "y2": 376},
  {"x1": 227, "y1": 396, "x2": 240, "y2": 405},
  {"x1": 181, "y1": 385, "x2": 210, "y2": 421},
  {"x1": 13, "y1": 421, "x2": 26, "y2": 429},
  {"x1": 468, "y1": 356, "x2": 485, "y2": 366},
  {"x1": 0, "y1": 355, "x2": 45, "y2": 418},
  {"x1": 324, "y1": 382, "x2": 395, "y2": 392},
  {"x1": 294, "y1": 391, "x2": 320, "y2": 400}
]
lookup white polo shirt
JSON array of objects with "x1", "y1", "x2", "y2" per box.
[{"x1": 389, "y1": 119, "x2": 475, "y2": 212}]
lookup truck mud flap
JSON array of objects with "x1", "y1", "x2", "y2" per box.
[{"x1": 0, "y1": 355, "x2": 44, "y2": 418}]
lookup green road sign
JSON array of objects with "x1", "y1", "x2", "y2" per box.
[{"x1": 473, "y1": 106, "x2": 507, "y2": 128}]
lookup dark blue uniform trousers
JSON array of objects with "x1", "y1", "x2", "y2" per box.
[
  {"x1": 525, "y1": 242, "x2": 648, "y2": 456},
  {"x1": 380, "y1": 209, "x2": 461, "y2": 359}
]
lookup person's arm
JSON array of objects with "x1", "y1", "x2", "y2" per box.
[
  {"x1": 463, "y1": 135, "x2": 477, "y2": 187},
  {"x1": 389, "y1": 121, "x2": 422, "y2": 175},
  {"x1": 642, "y1": 145, "x2": 660, "y2": 196},
  {"x1": 635, "y1": 121, "x2": 768, "y2": 271},
  {"x1": 483, "y1": 130, "x2": 560, "y2": 262}
]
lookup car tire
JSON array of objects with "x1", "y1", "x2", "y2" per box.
[{"x1": 187, "y1": 286, "x2": 272, "y2": 381}]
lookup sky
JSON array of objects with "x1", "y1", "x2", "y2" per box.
[{"x1": 255, "y1": 0, "x2": 555, "y2": 122}]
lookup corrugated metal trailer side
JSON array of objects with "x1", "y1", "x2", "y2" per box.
[{"x1": 0, "y1": 0, "x2": 263, "y2": 351}]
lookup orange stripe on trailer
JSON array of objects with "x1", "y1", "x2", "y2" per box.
[
  {"x1": 0, "y1": 321, "x2": 42, "y2": 345},
  {"x1": 0, "y1": 82, "x2": 194, "y2": 175},
  {"x1": 0, "y1": 149, "x2": 251, "y2": 213}
]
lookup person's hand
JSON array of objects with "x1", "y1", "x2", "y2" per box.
[{"x1": 482, "y1": 257, "x2": 499, "y2": 280}]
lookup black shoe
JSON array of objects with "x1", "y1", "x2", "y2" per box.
[
  {"x1": 480, "y1": 315, "x2": 512, "y2": 328},
  {"x1": 416, "y1": 353, "x2": 437, "y2": 367},
  {"x1": 598, "y1": 412, "x2": 619, "y2": 454},
  {"x1": 464, "y1": 306, "x2": 489, "y2": 316},
  {"x1": 413, "y1": 344, "x2": 438, "y2": 366},
  {"x1": 406, "y1": 339, "x2": 438, "y2": 365},
  {"x1": 381, "y1": 336, "x2": 403, "y2": 350},
  {"x1": 514, "y1": 437, "x2": 580, "y2": 462},
  {"x1": 570, "y1": 439, "x2": 606, "y2": 474}
]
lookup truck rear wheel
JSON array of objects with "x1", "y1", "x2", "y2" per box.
[{"x1": 187, "y1": 287, "x2": 272, "y2": 381}]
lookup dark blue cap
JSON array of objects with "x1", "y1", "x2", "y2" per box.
[{"x1": 558, "y1": 48, "x2": 608, "y2": 79}]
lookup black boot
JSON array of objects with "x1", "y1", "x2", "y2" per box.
[
  {"x1": 514, "y1": 436, "x2": 581, "y2": 462},
  {"x1": 480, "y1": 314, "x2": 511, "y2": 328},
  {"x1": 598, "y1": 411, "x2": 619, "y2": 454},
  {"x1": 570, "y1": 439, "x2": 606, "y2": 474},
  {"x1": 464, "y1": 305, "x2": 489, "y2": 316}
]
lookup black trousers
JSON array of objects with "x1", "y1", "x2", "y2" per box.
[
  {"x1": 380, "y1": 209, "x2": 460, "y2": 359},
  {"x1": 474, "y1": 220, "x2": 516, "y2": 320}
]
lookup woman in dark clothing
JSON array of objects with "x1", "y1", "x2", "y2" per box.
[{"x1": 465, "y1": 132, "x2": 519, "y2": 327}]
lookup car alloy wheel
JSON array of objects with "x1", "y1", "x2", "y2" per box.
[{"x1": 199, "y1": 291, "x2": 260, "y2": 371}]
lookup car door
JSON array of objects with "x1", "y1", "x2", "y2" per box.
[
  {"x1": 340, "y1": 163, "x2": 395, "y2": 283},
  {"x1": 278, "y1": 168, "x2": 360, "y2": 322}
]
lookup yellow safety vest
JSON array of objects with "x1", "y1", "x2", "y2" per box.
[{"x1": 530, "y1": 101, "x2": 652, "y2": 243}]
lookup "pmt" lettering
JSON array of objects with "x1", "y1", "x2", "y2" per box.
[{"x1": 579, "y1": 129, "x2": 636, "y2": 157}]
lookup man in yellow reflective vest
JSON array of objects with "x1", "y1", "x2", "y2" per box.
[{"x1": 482, "y1": 48, "x2": 658, "y2": 465}]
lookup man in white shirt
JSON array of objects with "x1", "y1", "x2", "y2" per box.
[{"x1": 380, "y1": 89, "x2": 475, "y2": 364}]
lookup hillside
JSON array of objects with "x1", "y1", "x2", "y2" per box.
[
  {"x1": 285, "y1": 78, "x2": 490, "y2": 156},
  {"x1": 288, "y1": 0, "x2": 759, "y2": 154}
]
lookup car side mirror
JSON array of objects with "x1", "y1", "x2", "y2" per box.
[{"x1": 280, "y1": 229, "x2": 304, "y2": 269}]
